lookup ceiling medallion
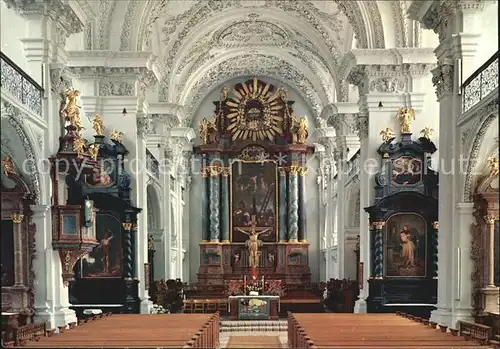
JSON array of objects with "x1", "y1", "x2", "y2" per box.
[{"x1": 226, "y1": 78, "x2": 285, "y2": 142}]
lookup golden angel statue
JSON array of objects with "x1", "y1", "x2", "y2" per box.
[
  {"x1": 110, "y1": 130, "x2": 124, "y2": 142},
  {"x1": 2, "y1": 156, "x2": 16, "y2": 177},
  {"x1": 92, "y1": 114, "x2": 104, "y2": 136},
  {"x1": 61, "y1": 89, "x2": 82, "y2": 128},
  {"x1": 396, "y1": 107, "x2": 415, "y2": 134},
  {"x1": 291, "y1": 117, "x2": 308, "y2": 144},
  {"x1": 487, "y1": 157, "x2": 499, "y2": 177},
  {"x1": 73, "y1": 137, "x2": 86, "y2": 158},
  {"x1": 235, "y1": 216, "x2": 272, "y2": 268},
  {"x1": 420, "y1": 126, "x2": 435, "y2": 140},
  {"x1": 220, "y1": 86, "x2": 229, "y2": 101},
  {"x1": 380, "y1": 128, "x2": 395, "y2": 142},
  {"x1": 88, "y1": 144, "x2": 100, "y2": 161},
  {"x1": 198, "y1": 117, "x2": 217, "y2": 144}
]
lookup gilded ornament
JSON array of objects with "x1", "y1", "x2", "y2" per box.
[
  {"x1": 220, "y1": 86, "x2": 229, "y2": 101},
  {"x1": 433, "y1": 221, "x2": 439, "y2": 230},
  {"x1": 122, "y1": 222, "x2": 133, "y2": 231},
  {"x1": 226, "y1": 78, "x2": 284, "y2": 142},
  {"x1": 420, "y1": 126, "x2": 435, "y2": 140},
  {"x1": 198, "y1": 116, "x2": 217, "y2": 145},
  {"x1": 371, "y1": 221, "x2": 385, "y2": 230},
  {"x1": 396, "y1": 107, "x2": 415, "y2": 134},
  {"x1": 2, "y1": 156, "x2": 16, "y2": 177},
  {"x1": 11, "y1": 212, "x2": 24, "y2": 224},
  {"x1": 73, "y1": 137, "x2": 86, "y2": 158},
  {"x1": 291, "y1": 117, "x2": 308, "y2": 144},
  {"x1": 61, "y1": 89, "x2": 82, "y2": 129},
  {"x1": 88, "y1": 144, "x2": 100, "y2": 161},
  {"x1": 110, "y1": 130, "x2": 124, "y2": 142},
  {"x1": 379, "y1": 128, "x2": 395, "y2": 142},
  {"x1": 277, "y1": 167, "x2": 287, "y2": 176},
  {"x1": 289, "y1": 165, "x2": 299, "y2": 176},
  {"x1": 209, "y1": 166, "x2": 220, "y2": 177},
  {"x1": 298, "y1": 167, "x2": 308, "y2": 176},
  {"x1": 484, "y1": 215, "x2": 498, "y2": 224},
  {"x1": 486, "y1": 157, "x2": 499, "y2": 177},
  {"x1": 92, "y1": 114, "x2": 104, "y2": 136}
]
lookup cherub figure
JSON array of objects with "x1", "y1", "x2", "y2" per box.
[
  {"x1": 396, "y1": 107, "x2": 415, "y2": 134},
  {"x1": 110, "y1": 130, "x2": 124, "y2": 142},
  {"x1": 73, "y1": 137, "x2": 86, "y2": 158},
  {"x1": 291, "y1": 117, "x2": 308, "y2": 144},
  {"x1": 61, "y1": 89, "x2": 81, "y2": 128},
  {"x1": 420, "y1": 126, "x2": 435, "y2": 140},
  {"x1": 487, "y1": 157, "x2": 499, "y2": 177},
  {"x1": 88, "y1": 144, "x2": 100, "y2": 161},
  {"x1": 92, "y1": 114, "x2": 104, "y2": 136},
  {"x1": 380, "y1": 128, "x2": 395, "y2": 142},
  {"x1": 277, "y1": 87, "x2": 288, "y2": 101},
  {"x1": 2, "y1": 156, "x2": 16, "y2": 177},
  {"x1": 198, "y1": 117, "x2": 217, "y2": 144}
]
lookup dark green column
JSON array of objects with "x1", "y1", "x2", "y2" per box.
[
  {"x1": 287, "y1": 166, "x2": 299, "y2": 242},
  {"x1": 220, "y1": 168, "x2": 230, "y2": 243},
  {"x1": 298, "y1": 167, "x2": 307, "y2": 242},
  {"x1": 209, "y1": 166, "x2": 220, "y2": 242},
  {"x1": 278, "y1": 167, "x2": 288, "y2": 242},
  {"x1": 201, "y1": 156, "x2": 209, "y2": 242}
]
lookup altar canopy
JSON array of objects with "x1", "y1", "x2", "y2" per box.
[{"x1": 196, "y1": 79, "x2": 312, "y2": 286}]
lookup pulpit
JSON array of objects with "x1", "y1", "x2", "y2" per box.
[{"x1": 228, "y1": 295, "x2": 279, "y2": 320}]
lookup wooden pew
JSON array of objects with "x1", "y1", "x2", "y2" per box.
[{"x1": 288, "y1": 312, "x2": 492, "y2": 349}]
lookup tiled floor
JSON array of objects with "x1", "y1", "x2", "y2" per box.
[{"x1": 218, "y1": 332, "x2": 288, "y2": 348}]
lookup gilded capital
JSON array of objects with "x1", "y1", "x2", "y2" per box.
[
  {"x1": 371, "y1": 221, "x2": 385, "y2": 230},
  {"x1": 12, "y1": 212, "x2": 24, "y2": 224},
  {"x1": 122, "y1": 222, "x2": 133, "y2": 231},
  {"x1": 277, "y1": 167, "x2": 287, "y2": 176},
  {"x1": 484, "y1": 215, "x2": 498, "y2": 225},
  {"x1": 432, "y1": 221, "x2": 439, "y2": 230},
  {"x1": 289, "y1": 165, "x2": 299, "y2": 176}
]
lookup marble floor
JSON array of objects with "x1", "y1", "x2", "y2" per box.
[{"x1": 218, "y1": 331, "x2": 288, "y2": 348}]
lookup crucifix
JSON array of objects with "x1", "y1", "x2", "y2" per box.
[{"x1": 235, "y1": 215, "x2": 272, "y2": 269}]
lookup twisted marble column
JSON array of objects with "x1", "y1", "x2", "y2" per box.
[
  {"x1": 372, "y1": 221, "x2": 385, "y2": 278},
  {"x1": 122, "y1": 222, "x2": 134, "y2": 279},
  {"x1": 201, "y1": 157, "x2": 209, "y2": 242},
  {"x1": 278, "y1": 167, "x2": 288, "y2": 242},
  {"x1": 220, "y1": 168, "x2": 230, "y2": 243},
  {"x1": 298, "y1": 167, "x2": 307, "y2": 242},
  {"x1": 209, "y1": 167, "x2": 220, "y2": 242},
  {"x1": 11, "y1": 212, "x2": 24, "y2": 286},
  {"x1": 432, "y1": 221, "x2": 439, "y2": 278},
  {"x1": 288, "y1": 166, "x2": 299, "y2": 242}
]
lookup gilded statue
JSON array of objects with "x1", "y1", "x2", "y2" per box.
[
  {"x1": 420, "y1": 126, "x2": 435, "y2": 140},
  {"x1": 396, "y1": 107, "x2": 415, "y2": 134},
  {"x1": 110, "y1": 130, "x2": 124, "y2": 142},
  {"x1": 2, "y1": 156, "x2": 16, "y2": 177},
  {"x1": 487, "y1": 157, "x2": 499, "y2": 177},
  {"x1": 73, "y1": 137, "x2": 86, "y2": 158},
  {"x1": 92, "y1": 114, "x2": 104, "y2": 136},
  {"x1": 291, "y1": 117, "x2": 308, "y2": 144},
  {"x1": 235, "y1": 216, "x2": 272, "y2": 268},
  {"x1": 380, "y1": 128, "x2": 395, "y2": 142},
  {"x1": 61, "y1": 89, "x2": 82, "y2": 129},
  {"x1": 277, "y1": 87, "x2": 288, "y2": 101},
  {"x1": 220, "y1": 86, "x2": 229, "y2": 101},
  {"x1": 88, "y1": 144, "x2": 100, "y2": 161},
  {"x1": 198, "y1": 116, "x2": 217, "y2": 144}
]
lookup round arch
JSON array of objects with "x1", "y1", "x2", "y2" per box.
[{"x1": 146, "y1": 181, "x2": 163, "y2": 230}]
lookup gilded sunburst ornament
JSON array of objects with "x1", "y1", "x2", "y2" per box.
[{"x1": 226, "y1": 78, "x2": 285, "y2": 142}]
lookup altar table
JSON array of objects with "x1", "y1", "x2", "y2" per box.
[{"x1": 228, "y1": 296, "x2": 279, "y2": 320}]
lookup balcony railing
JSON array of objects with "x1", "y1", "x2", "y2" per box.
[
  {"x1": 462, "y1": 51, "x2": 499, "y2": 113},
  {"x1": 0, "y1": 52, "x2": 43, "y2": 116}
]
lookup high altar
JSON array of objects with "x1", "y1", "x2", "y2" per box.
[{"x1": 195, "y1": 78, "x2": 312, "y2": 286}]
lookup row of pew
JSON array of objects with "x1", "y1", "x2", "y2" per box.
[
  {"x1": 14, "y1": 313, "x2": 219, "y2": 348},
  {"x1": 287, "y1": 311, "x2": 495, "y2": 348}
]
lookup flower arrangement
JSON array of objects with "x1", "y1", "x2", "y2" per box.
[
  {"x1": 263, "y1": 280, "x2": 286, "y2": 297},
  {"x1": 245, "y1": 282, "x2": 263, "y2": 295},
  {"x1": 225, "y1": 280, "x2": 244, "y2": 296}
]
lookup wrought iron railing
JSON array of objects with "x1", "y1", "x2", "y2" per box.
[
  {"x1": 462, "y1": 51, "x2": 499, "y2": 113},
  {"x1": 0, "y1": 52, "x2": 43, "y2": 116},
  {"x1": 146, "y1": 149, "x2": 159, "y2": 179}
]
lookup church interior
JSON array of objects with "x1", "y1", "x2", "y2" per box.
[{"x1": 0, "y1": 0, "x2": 498, "y2": 348}]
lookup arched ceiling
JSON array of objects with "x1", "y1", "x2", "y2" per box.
[{"x1": 83, "y1": 0, "x2": 406, "y2": 119}]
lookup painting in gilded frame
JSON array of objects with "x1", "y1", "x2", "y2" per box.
[
  {"x1": 85, "y1": 159, "x2": 115, "y2": 187},
  {"x1": 391, "y1": 156, "x2": 422, "y2": 186},
  {"x1": 385, "y1": 213, "x2": 427, "y2": 278},
  {"x1": 231, "y1": 161, "x2": 277, "y2": 243},
  {"x1": 81, "y1": 213, "x2": 122, "y2": 278}
]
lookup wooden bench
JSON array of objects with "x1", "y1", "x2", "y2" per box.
[{"x1": 288, "y1": 312, "x2": 492, "y2": 348}]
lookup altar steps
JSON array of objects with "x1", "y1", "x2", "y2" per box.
[{"x1": 220, "y1": 320, "x2": 287, "y2": 332}]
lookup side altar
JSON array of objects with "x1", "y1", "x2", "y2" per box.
[{"x1": 195, "y1": 79, "x2": 312, "y2": 287}]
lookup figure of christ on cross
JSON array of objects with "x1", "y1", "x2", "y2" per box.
[{"x1": 235, "y1": 215, "x2": 272, "y2": 279}]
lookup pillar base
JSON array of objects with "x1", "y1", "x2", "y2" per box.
[
  {"x1": 140, "y1": 299, "x2": 154, "y2": 314},
  {"x1": 354, "y1": 298, "x2": 367, "y2": 313},
  {"x1": 481, "y1": 286, "x2": 500, "y2": 314},
  {"x1": 36, "y1": 307, "x2": 77, "y2": 330},
  {"x1": 430, "y1": 307, "x2": 453, "y2": 328},
  {"x1": 450, "y1": 309, "x2": 474, "y2": 330}
]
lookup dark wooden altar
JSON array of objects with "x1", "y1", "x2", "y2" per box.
[
  {"x1": 195, "y1": 79, "x2": 313, "y2": 287},
  {"x1": 65, "y1": 134, "x2": 141, "y2": 314},
  {"x1": 365, "y1": 128, "x2": 439, "y2": 318}
]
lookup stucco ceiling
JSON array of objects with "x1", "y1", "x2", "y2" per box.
[{"x1": 78, "y1": 0, "x2": 408, "y2": 117}]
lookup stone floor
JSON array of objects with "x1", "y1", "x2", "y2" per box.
[{"x1": 218, "y1": 332, "x2": 288, "y2": 348}]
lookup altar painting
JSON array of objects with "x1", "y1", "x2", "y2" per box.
[
  {"x1": 81, "y1": 213, "x2": 122, "y2": 278},
  {"x1": 238, "y1": 298, "x2": 270, "y2": 320},
  {"x1": 385, "y1": 213, "x2": 427, "y2": 277},
  {"x1": 231, "y1": 161, "x2": 277, "y2": 243},
  {"x1": 1, "y1": 220, "x2": 14, "y2": 286},
  {"x1": 391, "y1": 156, "x2": 422, "y2": 186}
]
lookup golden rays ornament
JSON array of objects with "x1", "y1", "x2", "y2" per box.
[{"x1": 225, "y1": 78, "x2": 285, "y2": 142}]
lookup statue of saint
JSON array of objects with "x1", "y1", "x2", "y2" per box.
[
  {"x1": 73, "y1": 137, "x2": 86, "y2": 158},
  {"x1": 61, "y1": 89, "x2": 82, "y2": 129},
  {"x1": 92, "y1": 114, "x2": 104, "y2": 136},
  {"x1": 2, "y1": 156, "x2": 16, "y2": 177},
  {"x1": 235, "y1": 215, "x2": 272, "y2": 268},
  {"x1": 88, "y1": 144, "x2": 99, "y2": 161},
  {"x1": 198, "y1": 117, "x2": 217, "y2": 144},
  {"x1": 396, "y1": 108, "x2": 415, "y2": 134},
  {"x1": 291, "y1": 117, "x2": 308, "y2": 144}
]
